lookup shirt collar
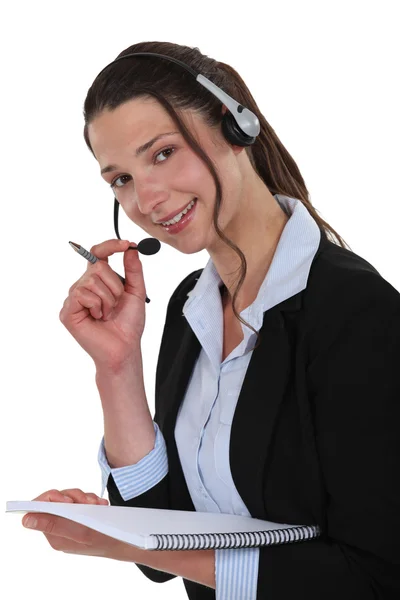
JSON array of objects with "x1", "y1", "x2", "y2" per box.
[{"x1": 183, "y1": 194, "x2": 321, "y2": 324}]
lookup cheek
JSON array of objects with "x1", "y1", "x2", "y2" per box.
[
  {"x1": 170, "y1": 153, "x2": 214, "y2": 193},
  {"x1": 119, "y1": 201, "x2": 142, "y2": 225}
]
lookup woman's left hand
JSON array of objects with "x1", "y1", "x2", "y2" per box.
[
  {"x1": 21, "y1": 487, "x2": 135, "y2": 561},
  {"x1": 21, "y1": 487, "x2": 216, "y2": 588}
]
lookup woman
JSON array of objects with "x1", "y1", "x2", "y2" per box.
[{"x1": 22, "y1": 41, "x2": 400, "y2": 599}]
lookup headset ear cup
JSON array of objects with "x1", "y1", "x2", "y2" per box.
[{"x1": 221, "y1": 112, "x2": 256, "y2": 147}]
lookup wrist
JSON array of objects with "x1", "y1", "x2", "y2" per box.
[
  {"x1": 95, "y1": 349, "x2": 143, "y2": 380},
  {"x1": 101, "y1": 536, "x2": 144, "y2": 563}
]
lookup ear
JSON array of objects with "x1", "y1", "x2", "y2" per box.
[
  {"x1": 221, "y1": 105, "x2": 246, "y2": 155},
  {"x1": 231, "y1": 144, "x2": 245, "y2": 156}
]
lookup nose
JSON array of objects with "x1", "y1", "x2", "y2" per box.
[{"x1": 134, "y1": 182, "x2": 170, "y2": 220}]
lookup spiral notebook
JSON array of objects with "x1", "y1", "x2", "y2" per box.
[{"x1": 6, "y1": 501, "x2": 320, "y2": 550}]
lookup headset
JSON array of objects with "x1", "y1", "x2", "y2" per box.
[{"x1": 93, "y1": 52, "x2": 261, "y2": 242}]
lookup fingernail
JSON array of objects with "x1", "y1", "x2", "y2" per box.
[{"x1": 24, "y1": 517, "x2": 37, "y2": 528}]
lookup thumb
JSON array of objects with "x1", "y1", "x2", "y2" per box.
[{"x1": 122, "y1": 244, "x2": 147, "y2": 300}]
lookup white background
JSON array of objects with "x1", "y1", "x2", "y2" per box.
[{"x1": 2, "y1": 1, "x2": 399, "y2": 598}]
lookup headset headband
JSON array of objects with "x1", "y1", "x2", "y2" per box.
[{"x1": 95, "y1": 52, "x2": 260, "y2": 139}]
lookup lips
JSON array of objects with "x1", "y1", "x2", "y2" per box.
[{"x1": 155, "y1": 198, "x2": 197, "y2": 224}]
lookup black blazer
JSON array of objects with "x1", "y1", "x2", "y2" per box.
[{"x1": 106, "y1": 229, "x2": 400, "y2": 599}]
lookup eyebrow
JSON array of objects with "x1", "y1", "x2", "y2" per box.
[{"x1": 100, "y1": 131, "x2": 178, "y2": 176}]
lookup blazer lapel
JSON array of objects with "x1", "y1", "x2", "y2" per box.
[
  {"x1": 156, "y1": 321, "x2": 202, "y2": 512},
  {"x1": 229, "y1": 295, "x2": 301, "y2": 519},
  {"x1": 229, "y1": 229, "x2": 330, "y2": 519}
]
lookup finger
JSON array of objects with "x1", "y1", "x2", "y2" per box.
[
  {"x1": 59, "y1": 489, "x2": 108, "y2": 505},
  {"x1": 67, "y1": 240, "x2": 129, "y2": 296},
  {"x1": 74, "y1": 272, "x2": 119, "y2": 320},
  {"x1": 22, "y1": 513, "x2": 93, "y2": 545},
  {"x1": 65, "y1": 263, "x2": 126, "y2": 321},
  {"x1": 89, "y1": 239, "x2": 130, "y2": 262},
  {"x1": 122, "y1": 243, "x2": 146, "y2": 299},
  {"x1": 58, "y1": 488, "x2": 95, "y2": 504},
  {"x1": 31, "y1": 489, "x2": 76, "y2": 503},
  {"x1": 88, "y1": 260, "x2": 125, "y2": 298},
  {"x1": 85, "y1": 493, "x2": 109, "y2": 505},
  {"x1": 67, "y1": 287, "x2": 104, "y2": 320}
]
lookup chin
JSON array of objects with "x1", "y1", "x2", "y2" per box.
[{"x1": 173, "y1": 237, "x2": 206, "y2": 255}]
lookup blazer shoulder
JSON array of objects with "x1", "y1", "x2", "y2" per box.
[
  {"x1": 306, "y1": 235, "x2": 400, "y2": 314},
  {"x1": 303, "y1": 236, "x2": 400, "y2": 359}
]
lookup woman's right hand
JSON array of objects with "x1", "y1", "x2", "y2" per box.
[{"x1": 59, "y1": 239, "x2": 147, "y2": 371}]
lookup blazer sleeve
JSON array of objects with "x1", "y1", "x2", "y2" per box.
[
  {"x1": 100, "y1": 275, "x2": 199, "y2": 584},
  {"x1": 255, "y1": 276, "x2": 400, "y2": 599},
  {"x1": 104, "y1": 425, "x2": 176, "y2": 584}
]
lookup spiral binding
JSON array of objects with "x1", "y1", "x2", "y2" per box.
[{"x1": 151, "y1": 524, "x2": 321, "y2": 550}]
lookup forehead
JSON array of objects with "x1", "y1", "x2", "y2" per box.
[{"x1": 88, "y1": 97, "x2": 172, "y2": 152}]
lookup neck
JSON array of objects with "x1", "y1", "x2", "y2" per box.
[{"x1": 211, "y1": 185, "x2": 290, "y2": 314}]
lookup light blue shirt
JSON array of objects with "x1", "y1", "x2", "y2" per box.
[{"x1": 98, "y1": 193, "x2": 321, "y2": 599}]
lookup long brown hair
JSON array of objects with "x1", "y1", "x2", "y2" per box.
[{"x1": 83, "y1": 41, "x2": 350, "y2": 350}]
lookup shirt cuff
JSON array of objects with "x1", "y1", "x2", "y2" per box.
[
  {"x1": 97, "y1": 421, "x2": 168, "y2": 501},
  {"x1": 215, "y1": 548, "x2": 259, "y2": 600}
]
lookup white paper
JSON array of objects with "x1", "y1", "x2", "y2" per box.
[{"x1": 6, "y1": 500, "x2": 304, "y2": 550}]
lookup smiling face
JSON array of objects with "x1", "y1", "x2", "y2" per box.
[{"x1": 87, "y1": 96, "x2": 245, "y2": 254}]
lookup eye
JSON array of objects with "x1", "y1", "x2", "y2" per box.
[
  {"x1": 110, "y1": 174, "x2": 131, "y2": 190},
  {"x1": 154, "y1": 146, "x2": 175, "y2": 164}
]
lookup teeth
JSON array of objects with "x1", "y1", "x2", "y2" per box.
[{"x1": 161, "y1": 199, "x2": 196, "y2": 226}]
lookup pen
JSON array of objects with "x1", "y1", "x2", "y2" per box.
[{"x1": 69, "y1": 241, "x2": 150, "y2": 303}]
